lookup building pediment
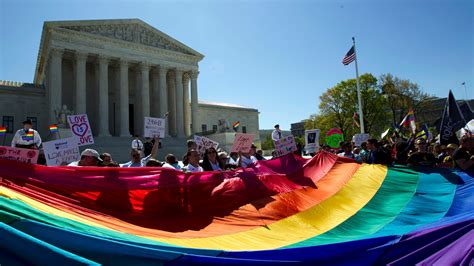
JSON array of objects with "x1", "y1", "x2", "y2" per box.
[{"x1": 47, "y1": 19, "x2": 202, "y2": 57}]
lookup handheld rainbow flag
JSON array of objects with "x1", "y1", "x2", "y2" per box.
[
  {"x1": 49, "y1": 124, "x2": 58, "y2": 133},
  {"x1": 0, "y1": 126, "x2": 6, "y2": 136},
  {"x1": 400, "y1": 109, "x2": 416, "y2": 134},
  {"x1": 25, "y1": 131, "x2": 34, "y2": 140},
  {"x1": 232, "y1": 121, "x2": 240, "y2": 131}
]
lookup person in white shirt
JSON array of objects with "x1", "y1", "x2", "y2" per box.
[
  {"x1": 271, "y1": 124, "x2": 282, "y2": 142},
  {"x1": 11, "y1": 119, "x2": 42, "y2": 149},
  {"x1": 238, "y1": 144, "x2": 258, "y2": 168},
  {"x1": 68, "y1": 149, "x2": 102, "y2": 166},
  {"x1": 182, "y1": 150, "x2": 203, "y2": 172},
  {"x1": 162, "y1": 154, "x2": 181, "y2": 170},
  {"x1": 121, "y1": 136, "x2": 160, "y2": 167}
]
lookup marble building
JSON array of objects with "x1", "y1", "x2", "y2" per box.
[{"x1": 0, "y1": 19, "x2": 260, "y2": 160}]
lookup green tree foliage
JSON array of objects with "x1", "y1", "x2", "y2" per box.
[
  {"x1": 379, "y1": 73, "x2": 433, "y2": 126},
  {"x1": 313, "y1": 73, "x2": 388, "y2": 140},
  {"x1": 261, "y1": 135, "x2": 274, "y2": 150}
]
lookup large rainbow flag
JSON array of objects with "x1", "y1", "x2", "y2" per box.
[{"x1": 0, "y1": 152, "x2": 472, "y2": 265}]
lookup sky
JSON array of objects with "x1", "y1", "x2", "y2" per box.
[{"x1": 0, "y1": 0, "x2": 473, "y2": 130}]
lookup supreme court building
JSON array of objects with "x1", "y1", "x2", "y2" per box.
[{"x1": 0, "y1": 19, "x2": 260, "y2": 159}]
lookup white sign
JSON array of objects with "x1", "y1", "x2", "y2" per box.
[
  {"x1": 42, "y1": 138, "x2": 80, "y2": 166},
  {"x1": 274, "y1": 135, "x2": 298, "y2": 157},
  {"x1": 144, "y1": 117, "x2": 165, "y2": 138},
  {"x1": 231, "y1": 133, "x2": 254, "y2": 153},
  {"x1": 352, "y1": 133, "x2": 370, "y2": 147},
  {"x1": 67, "y1": 114, "x2": 94, "y2": 146},
  {"x1": 305, "y1": 129, "x2": 320, "y2": 154},
  {"x1": 194, "y1": 135, "x2": 219, "y2": 156},
  {"x1": 0, "y1": 146, "x2": 38, "y2": 164}
]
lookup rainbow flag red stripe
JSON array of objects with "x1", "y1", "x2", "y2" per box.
[
  {"x1": 25, "y1": 132, "x2": 34, "y2": 139},
  {"x1": 0, "y1": 127, "x2": 6, "y2": 136},
  {"x1": 49, "y1": 125, "x2": 58, "y2": 133},
  {"x1": 232, "y1": 121, "x2": 240, "y2": 128}
]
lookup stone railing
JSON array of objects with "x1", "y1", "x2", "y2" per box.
[{"x1": 0, "y1": 80, "x2": 42, "y2": 88}]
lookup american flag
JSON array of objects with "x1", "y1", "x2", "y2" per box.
[{"x1": 342, "y1": 46, "x2": 356, "y2": 65}]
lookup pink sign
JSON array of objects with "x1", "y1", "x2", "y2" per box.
[
  {"x1": 231, "y1": 133, "x2": 254, "y2": 153},
  {"x1": 274, "y1": 135, "x2": 297, "y2": 157},
  {"x1": 0, "y1": 146, "x2": 39, "y2": 164},
  {"x1": 67, "y1": 114, "x2": 94, "y2": 147}
]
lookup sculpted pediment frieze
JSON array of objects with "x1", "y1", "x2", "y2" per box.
[{"x1": 59, "y1": 23, "x2": 194, "y2": 56}]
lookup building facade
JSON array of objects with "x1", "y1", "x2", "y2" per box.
[{"x1": 0, "y1": 19, "x2": 259, "y2": 159}]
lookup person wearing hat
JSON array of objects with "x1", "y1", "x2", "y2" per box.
[
  {"x1": 272, "y1": 124, "x2": 282, "y2": 142},
  {"x1": 11, "y1": 119, "x2": 42, "y2": 149},
  {"x1": 68, "y1": 149, "x2": 102, "y2": 166},
  {"x1": 406, "y1": 138, "x2": 437, "y2": 167}
]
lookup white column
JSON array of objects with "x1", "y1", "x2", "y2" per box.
[
  {"x1": 159, "y1": 67, "x2": 169, "y2": 136},
  {"x1": 190, "y1": 71, "x2": 199, "y2": 134},
  {"x1": 140, "y1": 63, "x2": 150, "y2": 124},
  {"x1": 183, "y1": 73, "x2": 191, "y2": 137},
  {"x1": 98, "y1": 56, "x2": 111, "y2": 136},
  {"x1": 49, "y1": 48, "x2": 63, "y2": 124},
  {"x1": 168, "y1": 72, "x2": 177, "y2": 136},
  {"x1": 151, "y1": 68, "x2": 160, "y2": 117},
  {"x1": 75, "y1": 52, "x2": 87, "y2": 114},
  {"x1": 119, "y1": 59, "x2": 130, "y2": 137},
  {"x1": 175, "y1": 69, "x2": 184, "y2": 138}
]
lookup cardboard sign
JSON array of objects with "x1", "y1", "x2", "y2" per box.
[
  {"x1": 67, "y1": 114, "x2": 94, "y2": 146},
  {"x1": 231, "y1": 133, "x2": 254, "y2": 153},
  {"x1": 0, "y1": 146, "x2": 38, "y2": 164},
  {"x1": 352, "y1": 133, "x2": 370, "y2": 147},
  {"x1": 194, "y1": 135, "x2": 219, "y2": 156},
  {"x1": 42, "y1": 137, "x2": 80, "y2": 166},
  {"x1": 274, "y1": 135, "x2": 298, "y2": 157},
  {"x1": 144, "y1": 117, "x2": 165, "y2": 138},
  {"x1": 305, "y1": 129, "x2": 320, "y2": 153}
]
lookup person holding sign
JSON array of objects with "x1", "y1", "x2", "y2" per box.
[
  {"x1": 11, "y1": 119, "x2": 42, "y2": 149},
  {"x1": 121, "y1": 135, "x2": 160, "y2": 167}
]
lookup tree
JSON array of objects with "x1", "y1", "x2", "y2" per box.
[
  {"x1": 316, "y1": 73, "x2": 388, "y2": 139},
  {"x1": 261, "y1": 135, "x2": 274, "y2": 150},
  {"x1": 380, "y1": 73, "x2": 433, "y2": 126}
]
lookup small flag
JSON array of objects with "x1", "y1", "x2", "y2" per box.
[
  {"x1": 342, "y1": 45, "x2": 356, "y2": 65},
  {"x1": 25, "y1": 131, "x2": 34, "y2": 140},
  {"x1": 352, "y1": 112, "x2": 360, "y2": 128},
  {"x1": 381, "y1": 128, "x2": 390, "y2": 139},
  {"x1": 400, "y1": 109, "x2": 416, "y2": 134},
  {"x1": 49, "y1": 124, "x2": 58, "y2": 133},
  {"x1": 232, "y1": 121, "x2": 240, "y2": 129},
  {"x1": 0, "y1": 127, "x2": 6, "y2": 136},
  {"x1": 415, "y1": 124, "x2": 430, "y2": 140}
]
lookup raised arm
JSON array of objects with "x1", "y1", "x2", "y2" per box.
[{"x1": 150, "y1": 135, "x2": 160, "y2": 159}]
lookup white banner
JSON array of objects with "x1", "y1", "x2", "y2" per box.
[
  {"x1": 305, "y1": 129, "x2": 320, "y2": 153},
  {"x1": 352, "y1": 133, "x2": 370, "y2": 147},
  {"x1": 0, "y1": 146, "x2": 38, "y2": 164},
  {"x1": 274, "y1": 135, "x2": 297, "y2": 157},
  {"x1": 67, "y1": 114, "x2": 94, "y2": 146},
  {"x1": 144, "y1": 117, "x2": 165, "y2": 138},
  {"x1": 194, "y1": 135, "x2": 219, "y2": 156},
  {"x1": 43, "y1": 137, "x2": 80, "y2": 166}
]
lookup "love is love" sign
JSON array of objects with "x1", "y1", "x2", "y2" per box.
[{"x1": 67, "y1": 114, "x2": 94, "y2": 146}]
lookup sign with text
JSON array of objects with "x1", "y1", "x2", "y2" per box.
[
  {"x1": 67, "y1": 114, "x2": 94, "y2": 146},
  {"x1": 144, "y1": 117, "x2": 165, "y2": 138},
  {"x1": 230, "y1": 133, "x2": 254, "y2": 153},
  {"x1": 352, "y1": 133, "x2": 370, "y2": 147},
  {"x1": 194, "y1": 135, "x2": 219, "y2": 156},
  {"x1": 0, "y1": 146, "x2": 38, "y2": 164},
  {"x1": 43, "y1": 138, "x2": 80, "y2": 166},
  {"x1": 274, "y1": 135, "x2": 298, "y2": 157},
  {"x1": 305, "y1": 129, "x2": 320, "y2": 154}
]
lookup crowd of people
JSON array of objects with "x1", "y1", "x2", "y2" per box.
[{"x1": 7, "y1": 119, "x2": 474, "y2": 171}]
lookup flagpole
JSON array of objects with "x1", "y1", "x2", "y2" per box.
[{"x1": 353, "y1": 37, "x2": 365, "y2": 134}]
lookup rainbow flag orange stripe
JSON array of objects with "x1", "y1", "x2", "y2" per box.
[
  {"x1": 0, "y1": 127, "x2": 6, "y2": 136},
  {"x1": 49, "y1": 125, "x2": 58, "y2": 133}
]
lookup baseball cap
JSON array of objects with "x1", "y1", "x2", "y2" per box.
[
  {"x1": 81, "y1": 149, "x2": 102, "y2": 161},
  {"x1": 22, "y1": 119, "x2": 33, "y2": 125}
]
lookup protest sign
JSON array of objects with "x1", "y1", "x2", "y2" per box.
[
  {"x1": 326, "y1": 128, "x2": 344, "y2": 148},
  {"x1": 230, "y1": 133, "x2": 254, "y2": 153},
  {"x1": 144, "y1": 117, "x2": 165, "y2": 138},
  {"x1": 274, "y1": 135, "x2": 298, "y2": 157},
  {"x1": 352, "y1": 133, "x2": 370, "y2": 147},
  {"x1": 0, "y1": 146, "x2": 38, "y2": 164},
  {"x1": 67, "y1": 114, "x2": 94, "y2": 146},
  {"x1": 305, "y1": 129, "x2": 320, "y2": 153},
  {"x1": 194, "y1": 135, "x2": 219, "y2": 156},
  {"x1": 43, "y1": 137, "x2": 80, "y2": 166}
]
